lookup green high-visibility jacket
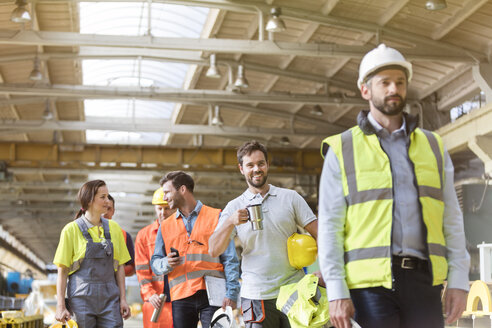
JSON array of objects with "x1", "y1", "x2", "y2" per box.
[
  {"x1": 320, "y1": 111, "x2": 447, "y2": 289},
  {"x1": 276, "y1": 274, "x2": 330, "y2": 328}
]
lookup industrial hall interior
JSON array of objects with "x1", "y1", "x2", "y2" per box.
[{"x1": 0, "y1": 0, "x2": 492, "y2": 327}]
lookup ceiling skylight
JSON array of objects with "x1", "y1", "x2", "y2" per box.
[{"x1": 79, "y1": 2, "x2": 209, "y2": 145}]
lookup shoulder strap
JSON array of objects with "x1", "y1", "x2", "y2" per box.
[
  {"x1": 75, "y1": 217, "x2": 92, "y2": 242},
  {"x1": 101, "y1": 218, "x2": 111, "y2": 240}
]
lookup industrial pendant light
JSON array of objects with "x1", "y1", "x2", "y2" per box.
[
  {"x1": 42, "y1": 100, "x2": 53, "y2": 120},
  {"x1": 280, "y1": 136, "x2": 290, "y2": 146},
  {"x1": 211, "y1": 105, "x2": 224, "y2": 126},
  {"x1": 234, "y1": 64, "x2": 249, "y2": 88},
  {"x1": 206, "y1": 54, "x2": 221, "y2": 79},
  {"x1": 265, "y1": 7, "x2": 286, "y2": 33},
  {"x1": 29, "y1": 56, "x2": 43, "y2": 81},
  {"x1": 11, "y1": 0, "x2": 31, "y2": 23},
  {"x1": 425, "y1": 0, "x2": 447, "y2": 10},
  {"x1": 310, "y1": 105, "x2": 324, "y2": 116}
]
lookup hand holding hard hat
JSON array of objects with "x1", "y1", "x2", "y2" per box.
[{"x1": 210, "y1": 306, "x2": 238, "y2": 328}]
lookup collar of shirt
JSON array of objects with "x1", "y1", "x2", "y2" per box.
[
  {"x1": 176, "y1": 200, "x2": 203, "y2": 220},
  {"x1": 81, "y1": 214, "x2": 104, "y2": 239},
  {"x1": 242, "y1": 184, "x2": 278, "y2": 202},
  {"x1": 82, "y1": 214, "x2": 99, "y2": 229},
  {"x1": 367, "y1": 111, "x2": 407, "y2": 137}
]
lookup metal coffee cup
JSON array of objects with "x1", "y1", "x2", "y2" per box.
[{"x1": 246, "y1": 204, "x2": 263, "y2": 231}]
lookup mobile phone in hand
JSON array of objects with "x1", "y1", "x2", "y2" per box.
[{"x1": 170, "y1": 247, "x2": 180, "y2": 258}]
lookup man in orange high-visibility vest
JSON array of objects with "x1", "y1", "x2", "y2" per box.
[
  {"x1": 135, "y1": 188, "x2": 175, "y2": 328},
  {"x1": 151, "y1": 171, "x2": 240, "y2": 328}
]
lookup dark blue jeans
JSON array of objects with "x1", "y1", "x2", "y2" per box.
[
  {"x1": 171, "y1": 290, "x2": 219, "y2": 328},
  {"x1": 350, "y1": 262, "x2": 444, "y2": 328}
]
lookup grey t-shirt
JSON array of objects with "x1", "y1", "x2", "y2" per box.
[{"x1": 216, "y1": 184, "x2": 317, "y2": 300}]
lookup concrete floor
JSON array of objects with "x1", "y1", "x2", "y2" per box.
[{"x1": 124, "y1": 317, "x2": 145, "y2": 327}]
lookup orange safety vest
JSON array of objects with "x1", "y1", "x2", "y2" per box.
[
  {"x1": 135, "y1": 220, "x2": 173, "y2": 328},
  {"x1": 161, "y1": 205, "x2": 225, "y2": 301}
]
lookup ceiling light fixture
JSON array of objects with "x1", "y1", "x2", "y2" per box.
[
  {"x1": 280, "y1": 136, "x2": 290, "y2": 146},
  {"x1": 211, "y1": 105, "x2": 224, "y2": 126},
  {"x1": 265, "y1": 7, "x2": 286, "y2": 33},
  {"x1": 11, "y1": 0, "x2": 31, "y2": 23},
  {"x1": 52, "y1": 130, "x2": 59, "y2": 144},
  {"x1": 234, "y1": 64, "x2": 249, "y2": 88},
  {"x1": 206, "y1": 53, "x2": 221, "y2": 79},
  {"x1": 310, "y1": 105, "x2": 324, "y2": 116},
  {"x1": 29, "y1": 56, "x2": 43, "y2": 81},
  {"x1": 425, "y1": 0, "x2": 447, "y2": 10},
  {"x1": 42, "y1": 100, "x2": 53, "y2": 120}
]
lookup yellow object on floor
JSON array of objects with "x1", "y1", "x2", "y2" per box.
[{"x1": 0, "y1": 311, "x2": 23, "y2": 319}]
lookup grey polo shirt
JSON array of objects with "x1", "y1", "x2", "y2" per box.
[{"x1": 216, "y1": 184, "x2": 317, "y2": 300}]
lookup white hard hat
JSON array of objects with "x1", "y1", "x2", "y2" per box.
[
  {"x1": 357, "y1": 43, "x2": 413, "y2": 90},
  {"x1": 210, "y1": 306, "x2": 237, "y2": 328}
]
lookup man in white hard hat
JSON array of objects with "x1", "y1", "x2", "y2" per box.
[{"x1": 317, "y1": 44, "x2": 470, "y2": 328}]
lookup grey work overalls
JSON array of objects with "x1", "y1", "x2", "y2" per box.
[{"x1": 67, "y1": 217, "x2": 123, "y2": 328}]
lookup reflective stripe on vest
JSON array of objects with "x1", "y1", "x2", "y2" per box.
[
  {"x1": 321, "y1": 126, "x2": 447, "y2": 289},
  {"x1": 136, "y1": 264, "x2": 150, "y2": 271},
  {"x1": 186, "y1": 253, "x2": 222, "y2": 263},
  {"x1": 168, "y1": 269, "x2": 225, "y2": 289}
]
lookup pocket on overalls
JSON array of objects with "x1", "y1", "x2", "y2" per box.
[{"x1": 241, "y1": 299, "x2": 265, "y2": 323}]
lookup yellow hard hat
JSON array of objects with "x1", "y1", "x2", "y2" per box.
[
  {"x1": 152, "y1": 187, "x2": 167, "y2": 205},
  {"x1": 49, "y1": 319, "x2": 78, "y2": 328},
  {"x1": 287, "y1": 233, "x2": 317, "y2": 269}
]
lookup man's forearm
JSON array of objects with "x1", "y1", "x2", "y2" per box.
[
  {"x1": 150, "y1": 256, "x2": 172, "y2": 276},
  {"x1": 209, "y1": 221, "x2": 235, "y2": 257}
]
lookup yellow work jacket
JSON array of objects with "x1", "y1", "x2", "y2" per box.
[
  {"x1": 321, "y1": 111, "x2": 447, "y2": 289},
  {"x1": 276, "y1": 274, "x2": 330, "y2": 328}
]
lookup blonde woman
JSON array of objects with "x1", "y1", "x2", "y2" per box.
[{"x1": 54, "y1": 179, "x2": 131, "y2": 327}]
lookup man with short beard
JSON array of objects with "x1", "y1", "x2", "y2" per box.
[
  {"x1": 150, "y1": 171, "x2": 240, "y2": 328},
  {"x1": 317, "y1": 44, "x2": 470, "y2": 328},
  {"x1": 209, "y1": 140, "x2": 319, "y2": 328}
]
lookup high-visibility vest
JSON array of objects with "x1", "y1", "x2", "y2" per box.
[
  {"x1": 321, "y1": 113, "x2": 447, "y2": 289},
  {"x1": 276, "y1": 274, "x2": 330, "y2": 328},
  {"x1": 161, "y1": 205, "x2": 225, "y2": 301},
  {"x1": 135, "y1": 220, "x2": 172, "y2": 328}
]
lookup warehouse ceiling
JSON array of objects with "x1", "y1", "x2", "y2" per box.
[{"x1": 0, "y1": 0, "x2": 491, "y2": 272}]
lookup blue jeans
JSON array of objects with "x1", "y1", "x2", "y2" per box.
[
  {"x1": 171, "y1": 289, "x2": 219, "y2": 328},
  {"x1": 350, "y1": 261, "x2": 444, "y2": 328}
]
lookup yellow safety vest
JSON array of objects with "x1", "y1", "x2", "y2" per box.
[
  {"x1": 321, "y1": 115, "x2": 447, "y2": 289},
  {"x1": 276, "y1": 274, "x2": 330, "y2": 328}
]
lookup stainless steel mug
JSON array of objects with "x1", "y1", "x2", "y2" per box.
[{"x1": 246, "y1": 204, "x2": 264, "y2": 231}]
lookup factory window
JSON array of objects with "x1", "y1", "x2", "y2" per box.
[
  {"x1": 79, "y1": 2, "x2": 209, "y2": 144},
  {"x1": 450, "y1": 91, "x2": 485, "y2": 122}
]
